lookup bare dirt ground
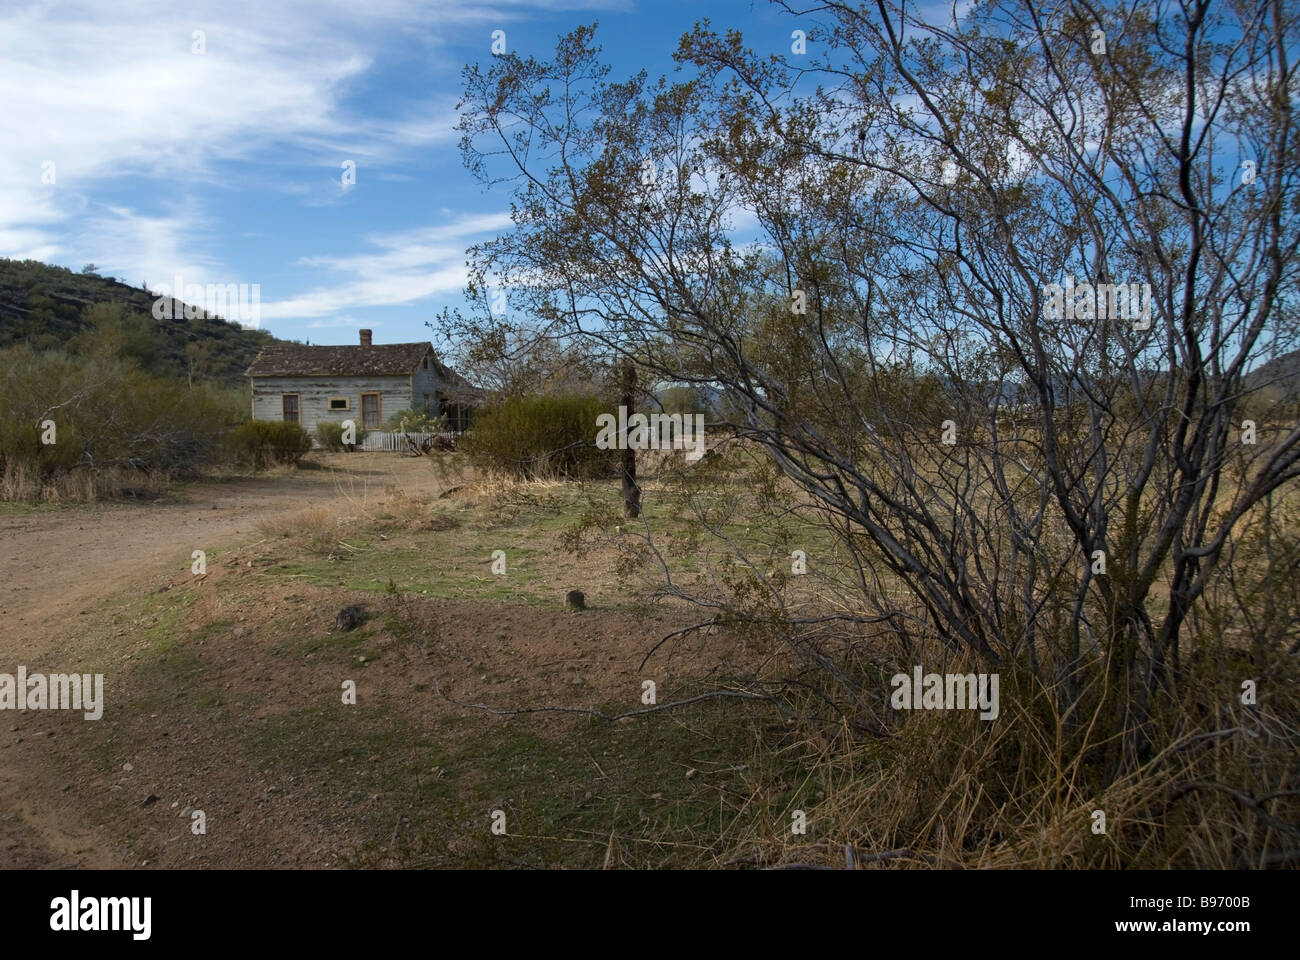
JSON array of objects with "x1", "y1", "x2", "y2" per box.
[
  {"x1": 0, "y1": 456, "x2": 438, "y2": 642},
  {"x1": 0, "y1": 453, "x2": 743, "y2": 869},
  {"x1": 0, "y1": 454, "x2": 454, "y2": 867}
]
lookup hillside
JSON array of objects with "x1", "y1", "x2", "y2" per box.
[
  {"x1": 1245, "y1": 347, "x2": 1300, "y2": 402},
  {"x1": 0, "y1": 258, "x2": 279, "y2": 384}
]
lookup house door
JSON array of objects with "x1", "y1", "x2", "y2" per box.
[
  {"x1": 282, "y1": 394, "x2": 299, "y2": 424},
  {"x1": 361, "y1": 393, "x2": 380, "y2": 430}
]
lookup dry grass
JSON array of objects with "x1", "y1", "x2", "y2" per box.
[
  {"x1": 251, "y1": 459, "x2": 461, "y2": 551},
  {"x1": 255, "y1": 506, "x2": 344, "y2": 554},
  {"x1": 0, "y1": 460, "x2": 169, "y2": 503},
  {"x1": 703, "y1": 675, "x2": 1296, "y2": 869}
]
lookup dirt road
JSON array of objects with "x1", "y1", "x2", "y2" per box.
[
  {"x1": 0, "y1": 456, "x2": 439, "y2": 641},
  {"x1": 0, "y1": 454, "x2": 444, "y2": 867}
]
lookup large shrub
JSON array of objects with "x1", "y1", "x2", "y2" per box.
[
  {"x1": 315, "y1": 420, "x2": 368, "y2": 451},
  {"x1": 226, "y1": 420, "x2": 313, "y2": 469},
  {"x1": 0, "y1": 343, "x2": 244, "y2": 494},
  {"x1": 460, "y1": 393, "x2": 616, "y2": 480},
  {"x1": 384, "y1": 408, "x2": 440, "y2": 432}
]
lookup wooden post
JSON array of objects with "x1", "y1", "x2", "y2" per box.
[{"x1": 620, "y1": 359, "x2": 641, "y2": 518}]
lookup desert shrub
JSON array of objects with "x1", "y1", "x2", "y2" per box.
[
  {"x1": 659, "y1": 385, "x2": 707, "y2": 416},
  {"x1": 0, "y1": 343, "x2": 244, "y2": 498},
  {"x1": 226, "y1": 420, "x2": 312, "y2": 469},
  {"x1": 384, "y1": 408, "x2": 441, "y2": 432},
  {"x1": 315, "y1": 420, "x2": 368, "y2": 451},
  {"x1": 255, "y1": 506, "x2": 341, "y2": 554},
  {"x1": 460, "y1": 393, "x2": 616, "y2": 480}
]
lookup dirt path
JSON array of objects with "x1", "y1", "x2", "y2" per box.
[
  {"x1": 0, "y1": 456, "x2": 439, "y2": 641},
  {"x1": 0, "y1": 454, "x2": 446, "y2": 867}
]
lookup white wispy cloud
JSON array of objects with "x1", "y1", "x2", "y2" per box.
[
  {"x1": 259, "y1": 212, "x2": 515, "y2": 321},
  {"x1": 77, "y1": 201, "x2": 225, "y2": 290},
  {"x1": 0, "y1": 0, "x2": 616, "y2": 287}
]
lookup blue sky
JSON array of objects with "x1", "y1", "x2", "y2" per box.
[{"x1": 2, "y1": 0, "x2": 805, "y2": 346}]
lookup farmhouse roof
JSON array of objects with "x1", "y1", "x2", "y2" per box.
[{"x1": 245, "y1": 342, "x2": 442, "y2": 378}]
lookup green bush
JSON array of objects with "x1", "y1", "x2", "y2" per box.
[
  {"x1": 226, "y1": 420, "x2": 313, "y2": 469},
  {"x1": 384, "y1": 408, "x2": 440, "y2": 432},
  {"x1": 315, "y1": 420, "x2": 368, "y2": 451},
  {"x1": 0, "y1": 343, "x2": 244, "y2": 490},
  {"x1": 460, "y1": 393, "x2": 616, "y2": 480}
]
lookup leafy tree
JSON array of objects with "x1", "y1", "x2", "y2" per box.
[{"x1": 453, "y1": 3, "x2": 1300, "y2": 782}]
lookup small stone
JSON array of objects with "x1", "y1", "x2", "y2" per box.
[
  {"x1": 141, "y1": 794, "x2": 159, "y2": 807},
  {"x1": 685, "y1": 768, "x2": 697, "y2": 779},
  {"x1": 122, "y1": 762, "x2": 133, "y2": 772},
  {"x1": 334, "y1": 606, "x2": 366, "y2": 631}
]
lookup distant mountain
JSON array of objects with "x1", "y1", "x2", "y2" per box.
[
  {"x1": 1244, "y1": 348, "x2": 1300, "y2": 402},
  {"x1": 0, "y1": 258, "x2": 280, "y2": 384}
]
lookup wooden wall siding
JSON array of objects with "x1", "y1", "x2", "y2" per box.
[
  {"x1": 410, "y1": 350, "x2": 441, "y2": 417},
  {"x1": 251, "y1": 375, "x2": 413, "y2": 434}
]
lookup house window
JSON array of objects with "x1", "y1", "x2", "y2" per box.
[
  {"x1": 423, "y1": 357, "x2": 429, "y2": 370},
  {"x1": 361, "y1": 392, "x2": 381, "y2": 430},
  {"x1": 329, "y1": 397, "x2": 349, "y2": 411},
  {"x1": 282, "y1": 394, "x2": 300, "y2": 424}
]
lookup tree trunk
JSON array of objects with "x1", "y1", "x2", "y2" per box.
[{"x1": 620, "y1": 360, "x2": 641, "y2": 518}]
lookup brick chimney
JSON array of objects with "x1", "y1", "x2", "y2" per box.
[{"x1": 359, "y1": 329, "x2": 372, "y2": 346}]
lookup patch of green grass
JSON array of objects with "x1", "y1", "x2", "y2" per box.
[
  {"x1": 258, "y1": 471, "x2": 841, "y2": 610},
  {"x1": 115, "y1": 588, "x2": 236, "y2": 710},
  {"x1": 137, "y1": 590, "x2": 197, "y2": 653},
  {"x1": 128, "y1": 645, "x2": 209, "y2": 713},
  {"x1": 296, "y1": 623, "x2": 383, "y2": 664},
  {"x1": 0, "y1": 500, "x2": 48, "y2": 515},
  {"x1": 439, "y1": 697, "x2": 770, "y2": 868},
  {"x1": 243, "y1": 699, "x2": 468, "y2": 863},
  {"x1": 235, "y1": 680, "x2": 773, "y2": 868},
  {"x1": 268, "y1": 541, "x2": 554, "y2": 606}
]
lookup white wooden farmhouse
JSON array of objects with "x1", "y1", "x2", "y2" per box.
[{"x1": 245, "y1": 329, "x2": 472, "y2": 433}]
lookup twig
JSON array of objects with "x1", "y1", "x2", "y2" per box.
[
  {"x1": 1165, "y1": 780, "x2": 1300, "y2": 839},
  {"x1": 764, "y1": 862, "x2": 839, "y2": 870}
]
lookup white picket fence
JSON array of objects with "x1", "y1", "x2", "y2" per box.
[{"x1": 358, "y1": 431, "x2": 458, "y2": 452}]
